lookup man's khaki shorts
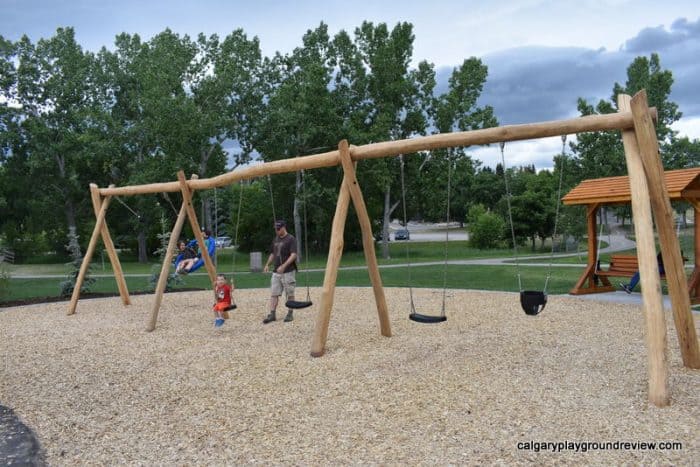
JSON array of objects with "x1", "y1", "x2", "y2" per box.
[{"x1": 271, "y1": 271, "x2": 296, "y2": 297}]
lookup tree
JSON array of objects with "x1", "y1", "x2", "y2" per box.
[
  {"x1": 333, "y1": 22, "x2": 434, "y2": 258},
  {"x1": 252, "y1": 23, "x2": 343, "y2": 254},
  {"x1": 467, "y1": 204, "x2": 505, "y2": 249},
  {"x1": 421, "y1": 57, "x2": 497, "y2": 224},
  {"x1": 11, "y1": 28, "x2": 115, "y2": 256},
  {"x1": 571, "y1": 53, "x2": 682, "y2": 225}
]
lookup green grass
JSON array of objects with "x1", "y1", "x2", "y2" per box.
[
  {"x1": 4, "y1": 241, "x2": 550, "y2": 276},
  {"x1": 3, "y1": 234, "x2": 695, "y2": 304},
  {"x1": 1, "y1": 262, "x2": 587, "y2": 304}
]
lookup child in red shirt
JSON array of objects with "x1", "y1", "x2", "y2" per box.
[{"x1": 213, "y1": 273, "x2": 234, "y2": 327}]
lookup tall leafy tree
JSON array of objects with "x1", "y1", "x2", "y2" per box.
[
  {"x1": 571, "y1": 53, "x2": 682, "y2": 225},
  {"x1": 422, "y1": 57, "x2": 497, "y2": 223},
  {"x1": 10, "y1": 28, "x2": 114, "y2": 254},
  {"x1": 253, "y1": 23, "x2": 343, "y2": 254},
  {"x1": 334, "y1": 22, "x2": 434, "y2": 257}
]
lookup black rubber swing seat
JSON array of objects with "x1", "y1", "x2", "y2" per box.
[
  {"x1": 224, "y1": 304, "x2": 237, "y2": 311},
  {"x1": 520, "y1": 291, "x2": 547, "y2": 315},
  {"x1": 285, "y1": 300, "x2": 313, "y2": 309},
  {"x1": 409, "y1": 312, "x2": 447, "y2": 324}
]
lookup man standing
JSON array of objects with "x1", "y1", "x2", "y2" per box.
[{"x1": 263, "y1": 220, "x2": 298, "y2": 323}]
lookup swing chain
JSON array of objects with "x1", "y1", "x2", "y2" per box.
[
  {"x1": 301, "y1": 169, "x2": 311, "y2": 302},
  {"x1": 441, "y1": 151, "x2": 452, "y2": 317},
  {"x1": 114, "y1": 196, "x2": 142, "y2": 221},
  {"x1": 543, "y1": 134, "x2": 568, "y2": 294},
  {"x1": 399, "y1": 155, "x2": 416, "y2": 315},
  {"x1": 500, "y1": 141, "x2": 523, "y2": 292}
]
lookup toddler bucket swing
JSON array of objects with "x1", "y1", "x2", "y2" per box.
[{"x1": 500, "y1": 136, "x2": 568, "y2": 315}]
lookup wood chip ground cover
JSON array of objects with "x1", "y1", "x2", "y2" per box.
[{"x1": 1, "y1": 288, "x2": 698, "y2": 464}]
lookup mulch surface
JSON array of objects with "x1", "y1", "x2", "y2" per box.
[{"x1": 1, "y1": 288, "x2": 698, "y2": 464}]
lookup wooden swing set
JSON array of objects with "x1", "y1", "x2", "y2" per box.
[{"x1": 68, "y1": 90, "x2": 698, "y2": 407}]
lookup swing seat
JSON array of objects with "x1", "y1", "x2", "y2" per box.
[
  {"x1": 520, "y1": 291, "x2": 547, "y2": 315},
  {"x1": 285, "y1": 300, "x2": 313, "y2": 309},
  {"x1": 409, "y1": 312, "x2": 447, "y2": 324}
]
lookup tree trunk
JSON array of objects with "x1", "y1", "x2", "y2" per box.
[
  {"x1": 137, "y1": 229, "x2": 147, "y2": 263},
  {"x1": 63, "y1": 197, "x2": 78, "y2": 248},
  {"x1": 382, "y1": 188, "x2": 391, "y2": 259}
]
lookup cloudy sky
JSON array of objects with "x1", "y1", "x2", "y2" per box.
[{"x1": 2, "y1": 0, "x2": 699, "y2": 169}]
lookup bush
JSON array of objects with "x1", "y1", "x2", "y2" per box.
[
  {"x1": 469, "y1": 211, "x2": 506, "y2": 249},
  {"x1": 147, "y1": 216, "x2": 182, "y2": 292},
  {"x1": 59, "y1": 227, "x2": 96, "y2": 298}
]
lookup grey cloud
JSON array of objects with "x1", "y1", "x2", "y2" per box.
[
  {"x1": 623, "y1": 17, "x2": 700, "y2": 53},
  {"x1": 473, "y1": 46, "x2": 630, "y2": 125},
  {"x1": 438, "y1": 18, "x2": 700, "y2": 130}
]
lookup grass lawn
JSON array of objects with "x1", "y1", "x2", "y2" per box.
[
  {"x1": 1, "y1": 262, "x2": 587, "y2": 304},
  {"x1": 2, "y1": 234, "x2": 695, "y2": 304}
]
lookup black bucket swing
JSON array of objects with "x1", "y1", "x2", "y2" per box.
[
  {"x1": 267, "y1": 172, "x2": 314, "y2": 310},
  {"x1": 500, "y1": 137, "x2": 568, "y2": 316},
  {"x1": 398, "y1": 155, "x2": 448, "y2": 324}
]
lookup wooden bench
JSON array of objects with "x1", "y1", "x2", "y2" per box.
[{"x1": 595, "y1": 253, "x2": 685, "y2": 279}]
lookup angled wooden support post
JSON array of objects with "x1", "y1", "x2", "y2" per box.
[
  {"x1": 177, "y1": 171, "x2": 217, "y2": 285},
  {"x1": 619, "y1": 94, "x2": 669, "y2": 407},
  {"x1": 90, "y1": 184, "x2": 130, "y2": 306},
  {"x1": 146, "y1": 198, "x2": 189, "y2": 332},
  {"x1": 630, "y1": 90, "x2": 700, "y2": 370},
  {"x1": 338, "y1": 140, "x2": 391, "y2": 338},
  {"x1": 67, "y1": 189, "x2": 113, "y2": 315},
  {"x1": 311, "y1": 170, "x2": 351, "y2": 357}
]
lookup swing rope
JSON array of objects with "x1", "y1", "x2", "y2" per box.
[
  {"x1": 399, "y1": 155, "x2": 417, "y2": 317},
  {"x1": 440, "y1": 151, "x2": 452, "y2": 317},
  {"x1": 232, "y1": 181, "x2": 244, "y2": 276},
  {"x1": 542, "y1": 134, "x2": 568, "y2": 294},
  {"x1": 500, "y1": 137, "x2": 568, "y2": 315},
  {"x1": 114, "y1": 196, "x2": 142, "y2": 221},
  {"x1": 161, "y1": 192, "x2": 179, "y2": 217},
  {"x1": 500, "y1": 141, "x2": 522, "y2": 292},
  {"x1": 301, "y1": 169, "x2": 312, "y2": 303},
  {"x1": 400, "y1": 153, "x2": 448, "y2": 324},
  {"x1": 267, "y1": 174, "x2": 277, "y2": 223},
  {"x1": 268, "y1": 172, "x2": 313, "y2": 309}
]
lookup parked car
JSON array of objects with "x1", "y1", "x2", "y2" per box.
[
  {"x1": 375, "y1": 231, "x2": 390, "y2": 242},
  {"x1": 394, "y1": 229, "x2": 410, "y2": 240},
  {"x1": 215, "y1": 236, "x2": 232, "y2": 248}
]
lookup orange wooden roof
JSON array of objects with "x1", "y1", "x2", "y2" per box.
[{"x1": 562, "y1": 167, "x2": 700, "y2": 206}]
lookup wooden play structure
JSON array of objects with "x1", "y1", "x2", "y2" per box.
[
  {"x1": 68, "y1": 91, "x2": 698, "y2": 406},
  {"x1": 563, "y1": 166, "x2": 700, "y2": 303}
]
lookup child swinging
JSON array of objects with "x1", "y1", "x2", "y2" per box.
[{"x1": 213, "y1": 273, "x2": 236, "y2": 327}]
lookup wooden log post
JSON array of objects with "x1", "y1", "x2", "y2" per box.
[
  {"x1": 311, "y1": 175, "x2": 352, "y2": 357},
  {"x1": 338, "y1": 140, "x2": 391, "y2": 338},
  {"x1": 569, "y1": 203, "x2": 614, "y2": 294},
  {"x1": 90, "y1": 184, "x2": 130, "y2": 306},
  {"x1": 630, "y1": 90, "x2": 700, "y2": 369},
  {"x1": 177, "y1": 172, "x2": 217, "y2": 285},
  {"x1": 691, "y1": 200, "x2": 700, "y2": 300},
  {"x1": 146, "y1": 200, "x2": 189, "y2": 332},
  {"x1": 67, "y1": 192, "x2": 113, "y2": 315},
  {"x1": 618, "y1": 94, "x2": 669, "y2": 407}
]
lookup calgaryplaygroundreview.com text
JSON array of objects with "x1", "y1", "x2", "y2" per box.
[{"x1": 517, "y1": 440, "x2": 683, "y2": 453}]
